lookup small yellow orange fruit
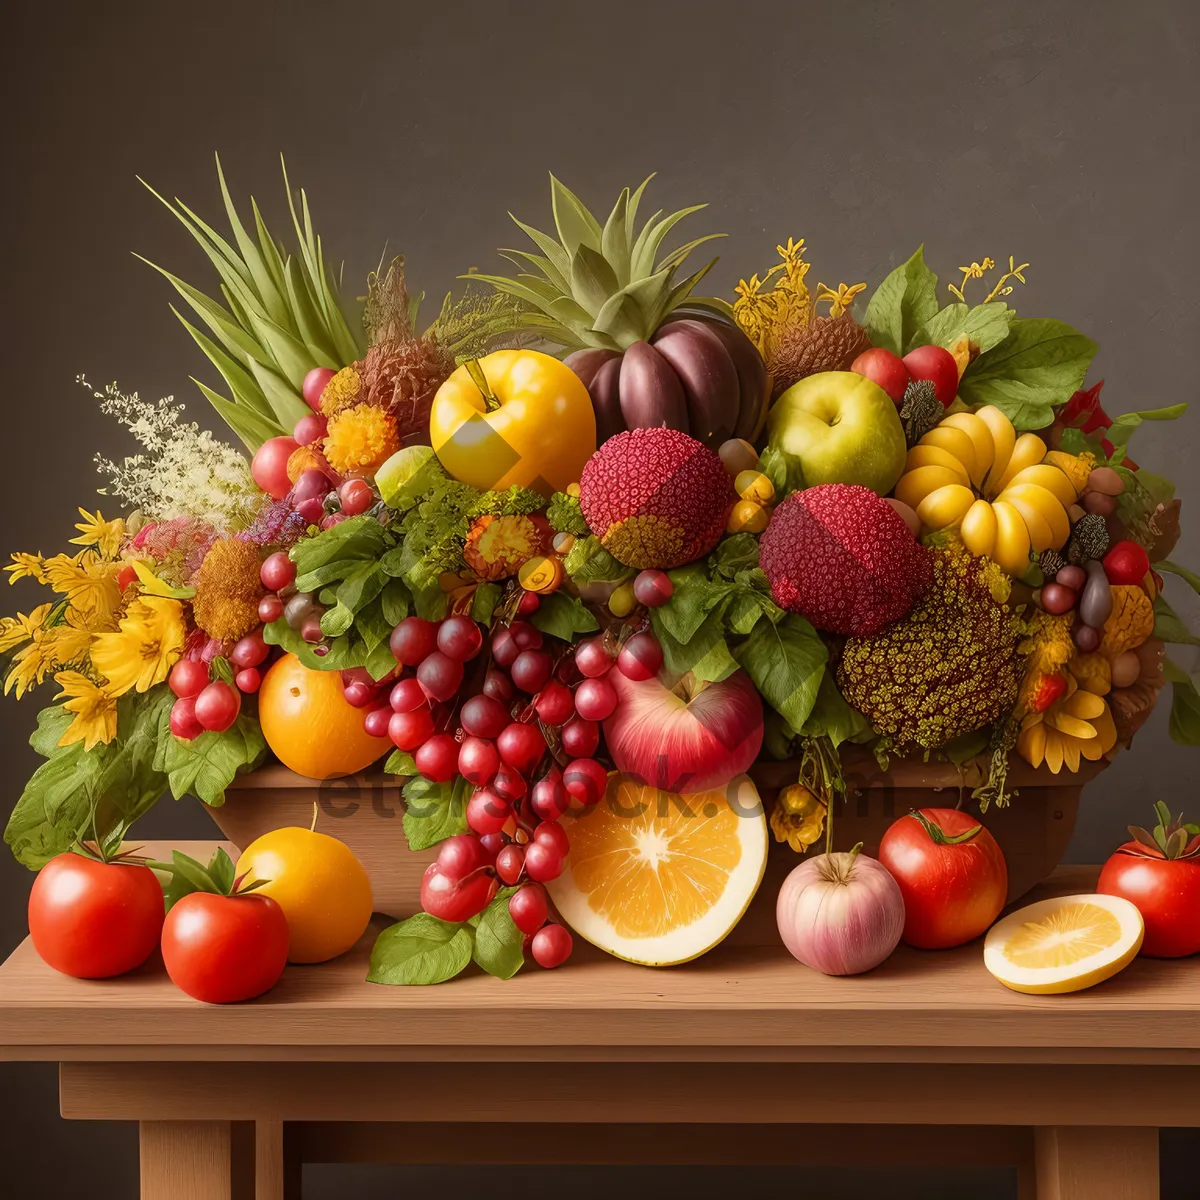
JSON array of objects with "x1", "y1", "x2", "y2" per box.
[
  {"x1": 518, "y1": 555, "x2": 563, "y2": 593},
  {"x1": 236, "y1": 826, "x2": 373, "y2": 963},
  {"x1": 735, "y1": 469, "x2": 775, "y2": 504},
  {"x1": 727, "y1": 499, "x2": 770, "y2": 534}
]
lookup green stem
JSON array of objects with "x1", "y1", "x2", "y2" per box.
[
  {"x1": 907, "y1": 808, "x2": 982, "y2": 845},
  {"x1": 464, "y1": 358, "x2": 501, "y2": 412}
]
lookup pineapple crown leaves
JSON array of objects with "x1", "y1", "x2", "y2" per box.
[
  {"x1": 1125, "y1": 801, "x2": 1200, "y2": 861},
  {"x1": 467, "y1": 174, "x2": 730, "y2": 352},
  {"x1": 137, "y1": 154, "x2": 368, "y2": 451}
]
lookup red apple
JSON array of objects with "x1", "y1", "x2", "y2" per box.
[
  {"x1": 850, "y1": 347, "x2": 910, "y2": 405},
  {"x1": 902, "y1": 344, "x2": 958, "y2": 407},
  {"x1": 602, "y1": 668, "x2": 764, "y2": 793}
]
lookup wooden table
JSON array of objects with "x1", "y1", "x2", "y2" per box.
[{"x1": 0, "y1": 844, "x2": 1194, "y2": 1200}]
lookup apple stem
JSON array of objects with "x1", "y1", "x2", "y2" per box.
[{"x1": 464, "y1": 358, "x2": 501, "y2": 412}]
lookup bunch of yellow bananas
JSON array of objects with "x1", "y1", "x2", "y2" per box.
[{"x1": 893, "y1": 406, "x2": 1080, "y2": 576}]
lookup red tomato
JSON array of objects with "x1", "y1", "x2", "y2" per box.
[
  {"x1": 1098, "y1": 845, "x2": 1200, "y2": 958},
  {"x1": 161, "y1": 893, "x2": 289, "y2": 1004},
  {"x1": 28, "y1": 852, "x2": 165, "y2": 979},
  {"x1": 878, "y1": 808, "x2": 1008, "y2": 949}
]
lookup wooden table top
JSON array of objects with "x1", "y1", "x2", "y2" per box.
[{"x1": 2, "y1": 845, "x2": 1198, "y2": 1066}]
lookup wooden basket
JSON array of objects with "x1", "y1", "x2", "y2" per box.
[{"x1": 215, "y1": 750, "x2": 1103, "y2": 918}]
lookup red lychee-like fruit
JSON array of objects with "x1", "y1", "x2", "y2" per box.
[
  {"x1": 578, "y1": 428, "x2": 735, "y2": 569},
  {"x1": 759, "y1": 484, "x2": 932, "y2": 635}
]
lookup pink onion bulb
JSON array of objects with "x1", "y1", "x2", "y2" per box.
[{"x1": 776, "y1": 845, "x2": 905, "y2": 976}]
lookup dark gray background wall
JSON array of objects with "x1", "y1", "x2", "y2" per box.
[{"x1": 2, "y1": 2, "x2": 1197, "y2": 1197}]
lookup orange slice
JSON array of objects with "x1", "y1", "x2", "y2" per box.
[{"x1": 547, "y1": 774, "x2": 767, "y2": 965}]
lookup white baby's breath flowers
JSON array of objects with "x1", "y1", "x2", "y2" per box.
[{"x1": 83, "y1": 378, "x2": 260, "y2": 532}]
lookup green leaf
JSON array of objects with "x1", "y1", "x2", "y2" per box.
[
  {"x1": 655, "y1": 567, "x2": 734, "y2": 644},
  {"x1": 1107, "y1": 403, "x2": 1189, "y2": 450},
  {"x1": 709, "y1": 534, "x2": 761, "y2": 579},
  {"x1": 530, "y1": 592, "x2": 600, "y2": 641},
  {"x1": 1160, "y1": 561, "x2": 1200, "y2": 595},
  {"x1": 916, "y1": 301, "x2": 1013, "y2": 356},
  {"x1": 797, "y1": 672, "x2": 869, "y2": 750},
  {"x1": 864, "y1": 246, "x2": 939, "y2": 356},
  {"x1": 600, "y1": 187, "x2": 631, "y2": 287},
  {"x1": 367, "y1": 913, "x2": 474, "y2": 986},
  {"x1": 569, "y1": 245, "x2": 620, "y2": 319},
  {"x1": 291, "y1": 516, "x2": 391, "y2": 575},
  {"x1": 5, "y1": 689, "x2": 174, "y2": 870},
  {"x1": 402, "y1": 775, "x2": 470, "y2": 850},
  {"x1": 630, "y1": 205, "x2": 708, "y2": 281},
  {"x1": 471, "y1": 583, "x2": 503, "y2": 625},
  {"x1": 29, "y1": 704, "x2": 74, "y2": 759},
  {"x1": 957, "y1": 318, "x2": 1098, "y2": 430},
  {"x1": 192, "y1": 379, "x2": 282, "y2": 452},
  {"x1": 1163, "y1": 658, "x2": 1200, "y2": 746},
  {"x1": 471, "y1": 887, "x2": 525, "y2": 980},
  {"x1": 563, "y1": 536, "x2": 631, "y2": 585},
  {"x1": 153, "y1": 711, "x2": 267, "y2": 806},
  {"x1": 1154, "y1": 594, "x2": 1200, "y2": 647},
  {"x1": 731, "y1": 613, "x2": 828, "y2": 731},
  {"x1": 381, "y1": 578, "x2": 412, "y2": 625},
  {"x1": 549, "y1": 175, "x2": 603, "y2": 257},
  {"x1": 384, "y1": 749, "x2": 418, "y2": 777},
  {"x1": 547, "y1": 492, "x2": 590, "y2": 536},
  {"x1": 652, "y1": 606, "x2": 738, "y2": 683}
]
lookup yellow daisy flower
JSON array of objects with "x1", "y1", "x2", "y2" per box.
[
  {"x1": 54, "y1": 671, "x2": 119, "y2": 751},
  {"x1": 0, "y1": 603, "x2": 54, "y2": 653},
  {"x1": 70, "y1": 508, "x2": 126, "y2": 558},
  {"x1": 1017, "y1": 675, "x2": 1118, "y2": 774},
  {"x1": 4, "y1": 621, "x2": 79, "y2": 698},
  {"x1": 41, "y1": 553, "x2": 122, "y2": 627},
  {"x1": 91, "y1": 595, "x2": 186, "y2": 696},
  {"x1": 6, "y1": 552, "x2": 47, "y2": 585}
]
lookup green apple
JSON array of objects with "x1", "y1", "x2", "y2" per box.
[{"x1": 765, "y1": 371, "x2": 907, "y2": 496}]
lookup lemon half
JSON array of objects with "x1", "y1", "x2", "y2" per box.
[
  {"x1": 547, "y1": 774, "x2": 767, "y2": 967},
  {"x1": 984, "y1": 893, "x2": 1144, "y2": 995}
]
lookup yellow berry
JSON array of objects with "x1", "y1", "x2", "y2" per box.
[
  {"x1": 727, "y1": 499, "x2": 770, "y2": 534},
  {"x1": 735, "y1": 469, "x2": 775, "y2": 504},
  {"x1": 565, "y1": 482, "x2": 581, "y2": 498},
  {"x1": 552, "y1": 532, "x2": 576, "y2": 555},
  {"x1": 608, "y1": 581, "x2": 637, "y2": 617}
]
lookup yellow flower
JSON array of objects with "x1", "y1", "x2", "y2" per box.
[
  {"x1": 769, "y1": 784, "x2": 828, "y2": 853},
  {"x1": 70, "y1": 508, "x2": 126, "y2": 558},
  {"x1": 6, "y1": 552, "x2": 47, "y2": 585},
  {"x1": 91, "y1": 595, "x2": 186, "y2": 695},
  {"x1": 0, "y1": 603, "x2": 53, "y2": 653},
  {"x1": 3, "y1": 617, "x2": 91, "y2": 698},
  {"x1": 41, "y1": 553, "x2": 122, "y2": 626},
  {"x1": 54, "y1": 671, "x2": 119, "y2": 751},
  {"x1": 318, "y1": 365, "x2": 363, "y2": 417},
  {"x1": 1017, "y1": 675, "x2": 1117, "y2": 773},
  {"x1": 815, "y1": 281, "x2": 867, "y2": 318},
  {"x1": 323, "y1": 403, "x2": 401, "y2": 475}
]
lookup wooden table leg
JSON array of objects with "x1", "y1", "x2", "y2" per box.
[
  {"x1": 254, "y1": 1120, "x2": 302, "y2": 1199},
  {"x1": 140, "y1": 1121, "x2": 233, "y2": 1200},
  {"x1": 1034, "y1": 1127, "x2": 1159, "y2": 1200}
]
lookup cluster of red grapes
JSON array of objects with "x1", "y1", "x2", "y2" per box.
[{"x1": 328, "y1": 584, "x2": 666, "y2": 970}]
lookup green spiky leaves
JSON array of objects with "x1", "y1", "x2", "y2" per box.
[
  {"x1": 470, "y1": 175, "x2": 726, "y2": 352},
  {"x1": 139, "y1": 156, "x2": 367, "y2": 450}
]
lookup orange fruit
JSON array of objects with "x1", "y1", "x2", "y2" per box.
[
  {"x1": 546, "y1": 774, "x2": 767, "y2": 965},
  {"x1": 258, "y1": 653, "x2": 389, "y2": 779},
  {"x1": 236, "y1": 826, "x2": 373, "y2": 963}
]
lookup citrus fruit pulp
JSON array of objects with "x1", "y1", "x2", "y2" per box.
[
  {"x1": 546, "y1": 774, "x2": 767, "y2": 966},
  {"x1": 984, "y1": 892, "x2": 1144, "y2": 995},
  {"x1": 236, "y1": 826, "x2": 373, "y2": 964},
  {"x1": 258, "y1": 653, "x2": 389, "y2": 779}
]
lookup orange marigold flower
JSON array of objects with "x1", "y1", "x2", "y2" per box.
[
  {"x1": 463, "y1": 515, "x2": 546, "y2": 581},
  {"x1": 191, "y1": 538, "x2": 264, "y2": 643},
  {"x1": 323, "y1": 404, "x2": 401, "y2": 476}
]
